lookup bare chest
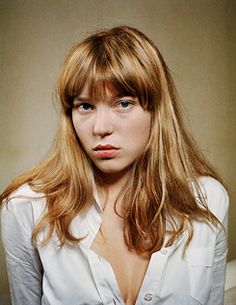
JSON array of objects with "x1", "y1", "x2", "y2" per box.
[{"x1": 90, "y1": 210, "x2": 149, "y2": 305}]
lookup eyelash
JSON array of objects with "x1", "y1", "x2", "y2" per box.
[
  {"x1": 73, "y1": 98, "x2": 135, "y2": 113},
  {"x1": 78, "y1": 103, "x2": 93, "y2": 111},
  {"x1": 72, "y1": 103, "x2": 93, "y2": 113},
  {"x1": 117, "y1": 100, "x2": 133, "y2": 109}
]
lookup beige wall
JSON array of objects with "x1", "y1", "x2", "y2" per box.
[{"x1": 0, "y1": 0, "x2": 235, "y2": 294}]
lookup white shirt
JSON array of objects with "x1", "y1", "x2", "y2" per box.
[{"x1": 1, "y1": 177, "x2": 228, "y2": 305}]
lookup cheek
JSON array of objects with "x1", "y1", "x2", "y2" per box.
[
  {"x1": 125, "y1": 114, "x2": 151, "y2": 148},
  {"x1": 72, "y1": 115, "x2": 83, "y2": 143},
  {"x1": 135, "y1": 114, "x2": 151, "y2": 139},
  {"x1": 72, "y1": 113, "x2": 85, "y2": 137},
  {"x1": 139, "y1": 115, "x2": 151, "y2": 148}
]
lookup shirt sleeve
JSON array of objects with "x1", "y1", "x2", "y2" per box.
[
  {"x1": 1, "y1": 198, "x2": 43, "y2": 305},
  {"x1": 205, "y1": 180, "x2": 229, "y2": 305}
]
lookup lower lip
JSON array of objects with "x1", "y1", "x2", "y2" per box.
[{"x1": 94, "y1": 149, "x2": 120, "y2": 158}]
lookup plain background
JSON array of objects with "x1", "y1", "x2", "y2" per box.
[{"x1": 0, "y1": 0, "x2": 235, "y2": 294}]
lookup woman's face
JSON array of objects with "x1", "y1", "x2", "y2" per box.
[{"x1": 72, "y1": 83, "x2": 151, "y2": 175}]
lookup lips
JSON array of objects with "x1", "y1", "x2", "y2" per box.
[{"x1": 93, "y1": 144, "x2": 120, "y2": 158}]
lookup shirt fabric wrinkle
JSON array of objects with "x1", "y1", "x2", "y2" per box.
[{"x1": 1, "y1": 176, "x2": 229, "y2": 305}]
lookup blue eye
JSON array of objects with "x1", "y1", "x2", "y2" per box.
[{"x1": 119, "y1": 101, "x2": 131, "y2": 109}]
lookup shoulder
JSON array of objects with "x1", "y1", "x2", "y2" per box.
[
  {"x1": 188, "y1": 177, "x2": 229, "y2": 249},
  {"x1": 1, "y1": 184, "x2": 46, "y2": 234},
  {"x1": 7, "y1": 183, "x2": 43, "y2": 200},
  {"x1": 197, "y1": 176, "x2": 229, "y2": 223}
]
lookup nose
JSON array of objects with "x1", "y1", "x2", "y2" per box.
[{"x1": 93, "y1": 107, "x2": 113, "y2": 137}]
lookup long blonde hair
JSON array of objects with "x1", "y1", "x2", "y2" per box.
[{"x1": 1, "y1": 26, "x2": 223, "y2": 254}]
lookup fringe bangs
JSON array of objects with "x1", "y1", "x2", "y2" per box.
[
  {"x1": 58, "y1": 28, "x2": 161, "y2": 114},
  {"x1": 0, "y1": 26, "x2": 224, "y2": 255}
]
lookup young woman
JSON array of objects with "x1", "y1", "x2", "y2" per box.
[{"x1": 1, "y1": 26, "x2": 228, "y2": 305}]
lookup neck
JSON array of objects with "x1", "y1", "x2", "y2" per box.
[{"x1": 94, "y1": 168, "x2": 130, "y2": 211}]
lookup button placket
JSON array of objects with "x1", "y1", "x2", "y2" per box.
[
  {"x1": 144, "y1": 293, "x2": 153, "y2": 301},
  {"x1": 160, "y1": 248, "x2": 168, "y2": 255},
  {"x1": 136, "y1": 248, "x2": 171, "y2": 304},
  {"x1": 83, "y1": 248, "x2": 123, "y2": 305}
]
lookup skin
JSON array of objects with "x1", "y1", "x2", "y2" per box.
[
  {"x1": 72, "y1": 83, "x2": 151, "y2": 305},
  {"x1": 72, "y1": 83, "x2": 151, "y2": 179}
]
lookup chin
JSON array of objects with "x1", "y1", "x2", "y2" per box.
[
  {"x1": 97, "y1": 167, "x2": 123, "y2": 174},
  {"x1": 93, "y1": 163, "x2": 130, "y2": 176}
]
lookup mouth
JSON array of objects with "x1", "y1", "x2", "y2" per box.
[{"x1": 93, "y1": 144, "x2": 120, "y2": 158}]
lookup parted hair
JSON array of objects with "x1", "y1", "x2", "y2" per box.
[{"x1": 0, "y1": 26, "x2": 223, "y2": 254}]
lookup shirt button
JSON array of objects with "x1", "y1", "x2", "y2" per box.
[
  {"x1": 161, "y1": 248, "x2": 168, "y2": 255},
  {"x1": 144, "y1": 293, "x2": 153, "y2": 301}
]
